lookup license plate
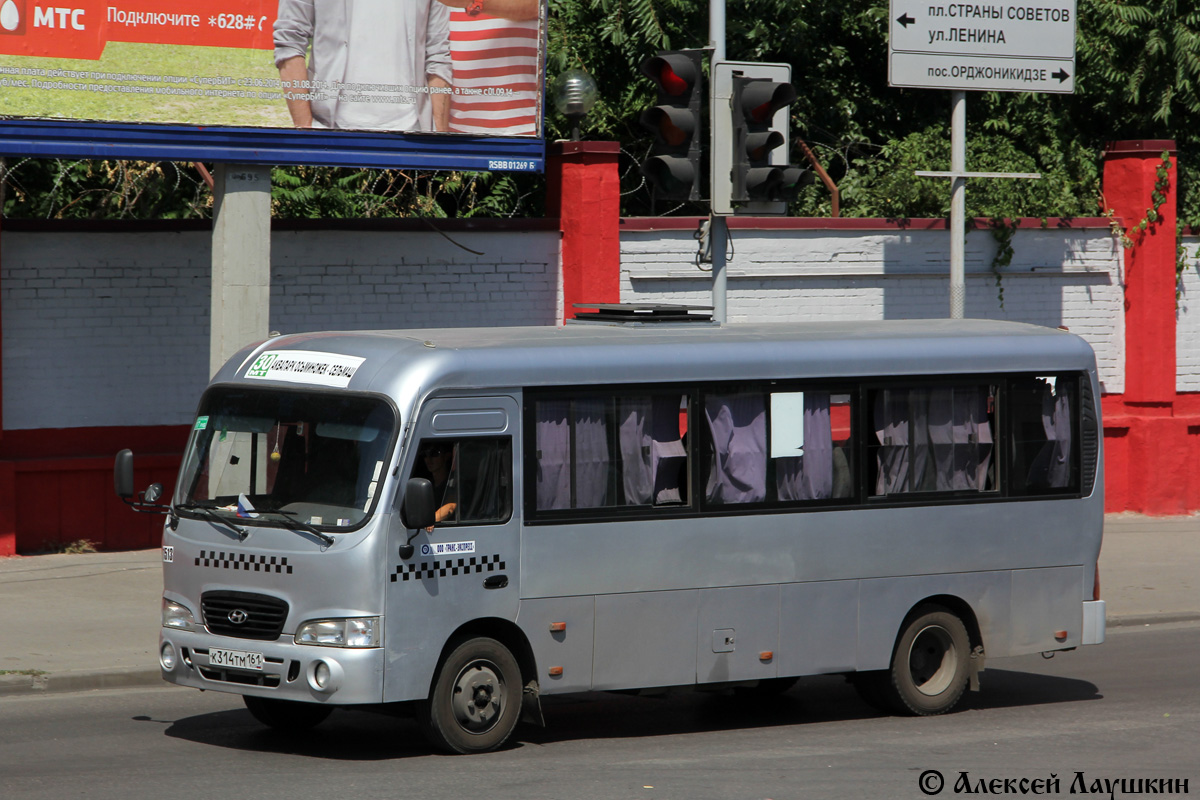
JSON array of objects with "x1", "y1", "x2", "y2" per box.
[{"x1": 209, "y1": 647, "x2": 264, "y2": 671}]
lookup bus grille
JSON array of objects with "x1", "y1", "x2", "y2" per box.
[{"x1": 202, "y1": 590, "x2": 289, "y2": 641}]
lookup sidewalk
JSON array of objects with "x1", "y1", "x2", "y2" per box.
[{"x1": 0, "y1": 513, "x2": 1196, "y2": 696}]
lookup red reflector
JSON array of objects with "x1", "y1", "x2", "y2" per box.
[
  {"x1": 1054, "y1": 630, "x2": 1068, "y2": 641},
  {"x1": 548, "y1": 666, "x2": 563, "y2": 677},
  {"x1": 758, "y1": 651, "x2": 773, "y2": 662},
  {"x1": 659, "y1": 64, "x2": 688, "y2": 96},
  {"x1": 549, "y1": 622, "x2": 566, "y2": 632}
]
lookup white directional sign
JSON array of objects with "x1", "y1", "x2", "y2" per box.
[{"x1": 889, "y1": 1, "x2": 1077, "y2": 93}]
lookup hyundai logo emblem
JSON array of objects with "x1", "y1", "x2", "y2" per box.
[{"x1": 228, "y1": 609, "x2": 249, "y2": 625}]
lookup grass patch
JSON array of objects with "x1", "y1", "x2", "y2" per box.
[
  {"x1": 0, "y1": 669, "x2": 48, "y2": 676},
  {"x1": 0, "y1": 42, "x2": 291, "y2": 127}
]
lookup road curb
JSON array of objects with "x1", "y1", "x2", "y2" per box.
[
  {"x1": 0, "y1": 667, "x2": 164, "y2": 697},
  {"x1": 1107, "y1": 612, "x2": 1200, "y2": 628}
]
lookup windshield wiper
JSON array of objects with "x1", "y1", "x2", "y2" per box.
[
  {"x1": 254, "y1": 509, "x2": 336, "y2": 547},
  {"x1": 175, "y1": 502, "x2": 249, "y2": 541}
]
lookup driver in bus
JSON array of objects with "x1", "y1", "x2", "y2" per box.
[{"x1": 418, "y1": 441, "x2": 458, "y2": 531}]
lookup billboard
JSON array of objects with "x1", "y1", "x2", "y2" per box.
[{"x1": 0, "y1": 0, "x2": 546, "y2": 170}]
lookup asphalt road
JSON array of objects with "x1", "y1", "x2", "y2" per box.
[{"x1": 1, "y1": 622, "x2": 1196, "y2": 800}]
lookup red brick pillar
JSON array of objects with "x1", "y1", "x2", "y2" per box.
[
  {"x1": 547, "y1": 141, "x2": 621, "y2": 322},
  {"x1": 1102, "y1": 140, "x2": 1200, "y2": 514},
  {"x1": 1104, "y1": 140, "x2": 1177, "y2": 403},
  {"x1": 0, "y1": 463, "x2": 13, "y2": 557}
]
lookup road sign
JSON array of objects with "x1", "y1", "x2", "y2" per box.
[{"x1": 888, "y1": 1, "x2": 1076, "y2": 93}]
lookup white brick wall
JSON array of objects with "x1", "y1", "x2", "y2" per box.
[
  {"x1": 622, "y1": 225, "x2": 1127, "y2": 394},
  {"x1": 2, "y1": 227, "x2": 560, "y2": 430},
  {"x1": 5, "y1": 220, "x2": 1181, "y2": 433},
  {"x1": 1179, "y1": 237, "x2": 1200, "y2": 392},
  {"x1": 2, "y1": 231, "x2": 212, "y2": 431}
]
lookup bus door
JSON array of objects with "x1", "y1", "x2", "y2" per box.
[{"x1": 383, "y1": 395, "x2": 520, "y2": 703}]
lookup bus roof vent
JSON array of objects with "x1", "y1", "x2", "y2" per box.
[{"x1": 569, "y1": 303, "x2": 715, "y2": 324}]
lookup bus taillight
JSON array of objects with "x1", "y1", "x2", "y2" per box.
[{"x1": 1094, "y1": 563, "x2": 1101, "y2": 601}]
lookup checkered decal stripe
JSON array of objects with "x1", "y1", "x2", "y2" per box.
[
  {"x1": 195, "y1": 550, "x2": 293, "y2": 574},
  {"x1": 392, "y1": 554, "x2": 505, "y2": 582}
]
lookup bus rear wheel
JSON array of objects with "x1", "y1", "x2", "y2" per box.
[
  {"x1": 888, "y1": 606, "x2": 971, "y2": 716},
  {"x1": 419, "y1": 636, "x2": 522, "y2": 754},
  {"x1": 243, "y1": 695, "x2": 333, "y2": 730}
]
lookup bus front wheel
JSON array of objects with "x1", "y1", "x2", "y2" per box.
[
  {"x1": 419, "y1": 636, "x2": 522, "y2": 754},
  {"x1": 889, "y1": 606, "x2": 971, "y2": 716}
]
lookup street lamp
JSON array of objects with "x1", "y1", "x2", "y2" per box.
[{"x1": 551, "y1": 69, "x2": 598, "y2": 142}]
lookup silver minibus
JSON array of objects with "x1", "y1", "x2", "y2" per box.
[{"x1": 116, "y1": 317, "x2": 1105, "y2": 753}]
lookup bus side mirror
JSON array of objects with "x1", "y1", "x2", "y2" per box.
[
  {"x1": 403, "y1": 478, "x2": 436, "y2": 531},
  {"x1": 115, "y1": 449, "x2": 135, "y2": 499}
]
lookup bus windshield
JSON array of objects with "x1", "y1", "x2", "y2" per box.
[{"x1": 177, "y1": 388, "x2": 397, "y2": 531}]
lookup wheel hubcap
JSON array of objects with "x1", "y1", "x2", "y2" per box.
[
  {"x1": 450, "y1": 660, "x2": 505, "y2": 733},
  {"x1": 907, "y1": 624, "x2": 957, "y2": 696}
]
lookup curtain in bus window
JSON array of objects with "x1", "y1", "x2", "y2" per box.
[
  {"x1": 776, "y1": 392, "x2": 834, "y2": 501},
  {"x1": 1043, "y1": 381, "x2": 1073, "y2": 488},
  {"x1": 705, "y1": 393, "x2": 767, "y2": 504},
  {"x1": 573, "y1": 399, "x2": 610, "y2": 508},
  {"x1": 535, "y1": 400, "x2": 571, "y2": 510},
  {"x1": 873, "y1": 389, "x2": 931, "y2": 494},
  {"x1": 927, "y1": 386, "x2": 994, "y2": 491},
  {"x1": 618, "y1": 395, "x2": 687, "y2": 505}
]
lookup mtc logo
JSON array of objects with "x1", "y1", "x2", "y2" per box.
[{"x1": 33, "y1": 5, "x2": 85, "y2": 30}]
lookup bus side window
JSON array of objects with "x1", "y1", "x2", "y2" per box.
[
  {"x1": 771, "y1": 391, "x2": 855, "y2": 502},
  {"x1": 410, "y1": 437, "x2": 512, "y2": 525},
  {"x1": 532, "y1": 393, "x2": 688, "y2": 512},
  {"x1": 870, "y1": 385, "x2": 996, "y2": 496},
  {"x1": 1008, "y1": 376, "x2": 1077, "y2": 495},
  {"x1": 703, "y1": 392, "x2": 767, "y2": 504}
]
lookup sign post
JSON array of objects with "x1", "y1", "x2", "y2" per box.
[{"x1": 888, "y1": 1, "x2": 1076, "y2": 318}]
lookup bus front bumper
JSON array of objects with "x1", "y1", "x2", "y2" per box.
[{"x1": 158, "y1": 629, "x2": 384, "y2": 704}]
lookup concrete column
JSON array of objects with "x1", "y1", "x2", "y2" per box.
[
  {"x1": 547, "y1": 141, "x2": 621, "y2": 322},
  {"x1": 211, "y1": 163, "x2": 272, "y2": 377}
]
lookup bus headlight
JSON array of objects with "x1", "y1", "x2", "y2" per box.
[
  {"x1": 162, "y1": 598, "x2": 195, "y2": 631},
  {"x1": 294, "y1": 617, "x2": 382, "y2": 648}
]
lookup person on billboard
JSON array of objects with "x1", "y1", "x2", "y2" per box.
[
  {"x1": 273, "y1": 0, "x2": 454, "y2": 132},
  {"x1": 435, "y1": 0, "x2": 541, "y2": 136}
]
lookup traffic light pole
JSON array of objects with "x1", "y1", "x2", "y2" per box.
[
  {"x1": 710, "y1": 0, "x2": 728, "y2": 323},
  {"x1": 915, "y1": 93, "x2": 1041, "y2": 320},
  {"x1": 950, "y1": 90, "x2": 966, "y2": 319}
]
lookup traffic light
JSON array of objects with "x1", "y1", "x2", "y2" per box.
[
  {"x1": 730, "y1": 73, "x2": 797, "y2": 203},
  {"x1": 711, "y1": 62, "x2": 809, "y2": 215},
  {"x1": 639, "y1": 49, "x2": 705, "y2": 201}
]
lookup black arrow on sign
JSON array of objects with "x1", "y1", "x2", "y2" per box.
[
  {"x1": 1052, "y1": 68, "x2": 1070, "y2": 83},
  {"x1": 897, "y1": 12, "x2": 916, "y2": 27}
]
